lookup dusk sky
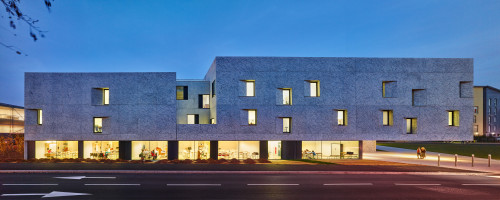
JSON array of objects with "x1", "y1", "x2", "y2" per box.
[{"x1": 1, "y1": 0, "x2": 499, "y2": 106}]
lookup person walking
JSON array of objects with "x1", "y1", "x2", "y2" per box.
[
  {"x1": 421, "y1": 147, "x2": 426, "y2": 159},
  {"x1": 417, "y1": 147, "x2": 421, "y2": 159}
]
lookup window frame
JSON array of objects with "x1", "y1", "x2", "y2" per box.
[
  {"x1": 282, "y1": 117, "x2": 291, "y2": 133},
  {"x1": 199, "y1": 94, "x2": 210, "y2": 109},
  {"x1": 248, "y1": 109, "x2": 257, "y2": 125},
  {"x1": 282, "y1": 88, "x2": 292, "y2": 105},
  {"x1": 382, "y1": 110, "x2": 393, "y2": 126},
  {"x1": 245, "y1": 80, "x2": 255, "y2": 97},
  {"x1": 37, "y1": 109, "x2": 43, "y2": 125},
  {"x1": 308, "y1": 80, "x2": 320, "y2": 97},
  {"x1": 103, "y1": 88, "x2": 109, "y2": 105},
  {"x1": 337, "y1": 110, "x2": 347, "y2": 126},
  {"x1": 93, "y1": 117, "x2": 103, "y2": 133},
  {"x1": 187, "y1": 114, "x2": 199, "y2": 124},
  {"x1": 406, "y1": 118, "x2": 417, "y2": 134},
  {"x1": 176, "y1": 86, "x2": 188, "y2": 100}
]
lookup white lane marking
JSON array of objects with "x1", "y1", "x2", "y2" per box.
[
  {"x1": 1, "y1": 191, "x2": 91, "y2": 198},
  {"x1": 55, "y1": 176, "x2": 116, "y2": 180},
  {"x1": 462, "y1": 184, "x2": 500, "y2": 186},
  {"x1": 247, "y1": 184, "x2": 299, "y2": 186},
  {"x1": 167, "y1": 184, "x2": 221, "y2": 186},
  {"x1": 2, "y1": 184, "x2": 59, "y2": 186},
  {"x1": 395, "y1": 183, "x2": 441, "y2": 186},
  {"x1": 84, "y1": 184, "x2": 140, "y2": 186},
  {"x1": 324, "y1": 183, "x2": 373, "y2": 186}
]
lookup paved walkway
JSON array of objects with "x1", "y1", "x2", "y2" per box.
[{"x1": 365, "y1": 146, "x2": 500, "y2": 173}]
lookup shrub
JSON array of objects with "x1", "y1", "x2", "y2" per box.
[
  {"x1": 243, "y1": 158, "x2": 256, "y2": 164},
  {"x1": 206, "y1": 158, "x2": 218, "y2": 164},
  {"x1": 115, "y1": 158, "x2": 128, "y2": 163},
  {"x1": 217, "y1": 158, "x2": 228, "y2": 164},
  {"x1": 155, "y1": 159, "x2": 170, "y2": 164},
  {"x1": 195, "y1": 159, "x2": 208, "y2": 164},
  {"x1": 129, "y1": 160, "x2": 143, "y2": 164},
  {"x1": 229, "y1": 158, "x2": 240, "y2": 164},
  {"x1": 180, "y1": 159, "x2": 192, "y2": 164},
  {"x1": 258, "y1": 158, "x2": 271, "y2": 163}
]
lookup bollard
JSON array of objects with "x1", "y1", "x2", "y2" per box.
[
  {"x1": 488, "y1": 154, "x2": 491, "y2": 167},
  {"x1": 455, "y1": 154, "x2": 458, "y2": 167},
  {"x1": 438, "y1": 154, "x2": 440, "y2": 166},
  {"x1": 472, "y1": 154, "x2": 474, "y2": 167}
]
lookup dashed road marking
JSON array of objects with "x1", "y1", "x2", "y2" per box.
[
  {"x1": 2, "y1": 184, "x2": 59, "y2": 186},
  {"x1": 247, "y1": 184, "x2": 299, "y2": 186},
  {"x1": 84, "y1": 184, "x2": 140, "y2": 186},
  {"x1": 167, "y1": 184, "x2": 221, "y2": 186},
  {"x1": 323, "y1": 183, "x2": 373, "y2": 186},
  {"x1": 395, "y1": 183, "x2": 441, "y2": 186}
]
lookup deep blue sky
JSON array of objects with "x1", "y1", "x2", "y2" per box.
[{"x1": 1, "y1": 0, "x2": 499, "y2": 106}]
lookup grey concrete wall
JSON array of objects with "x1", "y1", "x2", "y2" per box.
[
  {"x1": 198, "y1": 57, "x2": 473, "y2": 141},
  {"x1": 176, "y1": 80, "x2": 211, "y2": 124},
  {"x1": 24, "y1": 73, "x2": 177, "y2": 141}
]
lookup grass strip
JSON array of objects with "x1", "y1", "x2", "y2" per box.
[{"x1": 378, "y1": 142, "x2": 500, "y2": 160}]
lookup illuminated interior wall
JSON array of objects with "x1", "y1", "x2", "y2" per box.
[
  {"x1": 83, "y1": 141, "x2": 119, "y2": 159},
  {"x1": 0, "y1": 106, "x2": 24, "y2": 134},
  {"x1": 302, "y1": 141, "x2": 322, "y2": 158},
  {"x1": 218, "y1": 141, "x2": 259, "y2": 159},
  {"x1": 131, "y1": 141, "x2": 168, "y2": 160},
  {"x1": 218, "y1": 141, "x2": 238, "y2": 159},
  {"x1": 178, "y1": 141, "x2": 210, "y2": 160},
  {"x1": 35, "y1": 141, "x2": 78, "y2": 159},
  {"x1": 239, "y1": 141, "x2": 259, "y2": 159},
  {"x1": 302, "y1": 141, "x2": 359, "y2": 159},
  {"x1": 268, "y1": 141, "x2": 281, "y2": 159}
]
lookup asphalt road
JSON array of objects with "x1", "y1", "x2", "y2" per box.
[{"x1": 1, "y1": 173, "x2": 500, "y2": 199}]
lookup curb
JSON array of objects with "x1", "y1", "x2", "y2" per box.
[{"x1": 0, "y1": 170, "x2": 491, "y2": 176}]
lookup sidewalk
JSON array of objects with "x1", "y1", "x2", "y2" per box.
[{"x1": 365, "y1": 145, "x2": 500, "y2": 174}]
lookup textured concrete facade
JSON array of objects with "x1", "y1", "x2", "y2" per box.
[
  {"x1": 24, "y1": 57, "x2": 474, "y2": 159},
  {"x1": 473, "y1": 86, "x2": 500, "y2": 137}
]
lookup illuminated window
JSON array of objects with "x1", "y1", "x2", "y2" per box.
[
  {"x1": 248, "y1": 110, "x2": 257, "y2": 125},
  {"x1": 37, "y1": 109, "x2": 43, "y2": 125},
  {"x1": 245, "y1": 80, "x2": 255, "y2": 96},
  {"x1": 406, "y1": 118, "x2": 417, "y2": 134},
  {"x1": 448, "y1": 111, "x2": 459, "y2": 126},
  {"x1": 93, "y1": 117, "x2": 103, "y2": 133},
  {"x1": 308, "y1": 80, "x2": 320, "y2": 97},
  {"x1": 382, "y1": 81, "x2": 396, "y2": 98},
  {"x1": 210, "y1": 118, "x2": 216, "y2": 124},
  {"x1": 283, "y1": 117, "x2": 291, "y2": 133},
  {"x1": 337, "y1": 110, "x2": 347, "y2": 126},
  {"x1": 199, "y1": 95, "x2": 210, "y2": 108},
  {"x1": 187, "y1": 114, "x2": 199, "y2": 124},
  {"x1": 103, "y1": 89, "x2": 109, "y2": 105},
  {"x1": 382, "y1": 110, "x2": 393, "y2": 126},
  {"x1": 473, "y1": 125, "x2": 478, "y2": 132},
  {"x1": 176, "y1": 86, "x2": 188, "y2": 100},
  {"x1": 282, "y1": 89, "x2": 291, "y2": 105},
  {"x1": 474, "y1": 106, "x2": 478, "y2": 114}
]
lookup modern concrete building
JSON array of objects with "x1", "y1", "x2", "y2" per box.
[
  {"x1": 24, "y1": 57, "x2": 474, "y2": 160},
  {"x1": 473, "y1": 86, "x2": 500, "y2": 137}
]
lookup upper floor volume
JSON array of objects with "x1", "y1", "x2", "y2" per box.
[{"x1": 24, "y1": 57, "x2": 474, "y2": 142}]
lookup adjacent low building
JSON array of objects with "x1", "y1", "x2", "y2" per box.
[
  {"x1": 473, "y1": 86, "x2": 500, "y2": 137},
  {"x1": 24, "y1": 57, "x2": 474, "y2": 160},
  {"x1": 0, "y1": 103, "x2": 24, "y2": 136}
]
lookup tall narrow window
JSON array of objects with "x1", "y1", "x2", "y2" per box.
[
  {"x1": 406, "y1": 118, "x2": 417, "y2": 134},
  {"x1": 245, "y1": 81, "x2": 255, "y2": 96},
  {"x1": 210, "y1": 118, "x2": 215, "y2": 124},
  {"x1": 337, "y1": 110, "x2": 347, "y2": 126},
  {"x1": 93, "y1": 117, "x2": 103, "y2": 133},
  {"x1": 448, "y1": 111, "x2": 460, "y2": 126},
  {"x1": 282, "y1": 89, "x2": 291, "y2": 105},
  {"x1": 199, "y1": 95, "x2": 210, "y2": 108},
  {"x1": 187, "y1": 114, "x2": 199, "y2": 124},
  {"x1": 103, "y1": 88, "x2": 109, "y2": 105},
  {"x1": 382, "y1": 110, "x2": 393, "y2": 126},
  {"x1": 37, "y1": 109, "x2": 43, "y2": 125},
  {"x1": 308, "y1": 80, "x2": 320, "y2": 97},
  {"x1": 248, "y1": 110, "x2": 257, "y2": 125},
  {"x1": 212, "y1": 80, "x2": 216, "y2": 97},
  {"x1": 473, "y1": 115, "x2": 477, "y2": 123},
  {"x1": 283, "y1": 117, "x2": 291, "y2": 133},
  {"x1": 176, "y1": 86, "x2": 188, "y2": 100},
  {"x1": 474, "y1": 106, "x2": 478, "y2": 114}
]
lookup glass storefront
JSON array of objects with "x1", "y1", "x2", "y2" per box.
[
  {"x1": 268, "y1": 141, "x2": 281, "y2": 159},
  {"x1": 302, "y1": 141, "x2": 359, "y2": 159},
  {"x1": 132, "y1": 141, "x2": 168, "y2": 160},
  {"x1": 83, "y1": 141, "x2": 119, "y2": 159},
  {"x1": 218, "y1": 141, "x2": 259, "y2": 159},
  {"x1": 35, "y1": 141, "x2": 78, "y2": 159},
  {"x1": 178, "y1": 141, "x2": 210, "y2": 160}
]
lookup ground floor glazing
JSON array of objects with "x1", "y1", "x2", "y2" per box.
[{"x1": 28, "y1": 140, "x2": 361, "y2": 160}]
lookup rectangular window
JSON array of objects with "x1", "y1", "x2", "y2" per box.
[
  {"x1": 406, "y1": 118, "x2": 417, "y2": 134},
  {"x1": 309, "y1": 81, "x2": 320, "y2": 97},
  {"x1": 103, "y1": 89, "x2": 109, "y2": 105},
  {"x1": 282, "y1": 89, "x2": 291, "y2": 105},
  {"x1": 176, "y1": 86, "x2": 188, "y2": 100},
  {"x1": 473, "y1": 115, "x2": 477, "y2": 123},
  {"x1": 37, "y1": 109, "x2": 43, "y2": 125},
  {"x1": 337, "y1": 110, "x2": 347, "y2": 126},
  {"x1": 246, "y1": 81, "x2": 255, "y2": 96},
  {"x1": 199, "y1": 95, "x2": 210, "y2": 108},
  {"x1": 187, "y1": 114, "x2": 199, "y2": 124},
  {"x1": 489, "y1": 98, "x2": 492, "y2": 106},
  {"x1": 283, "y1": 117, "x2": 291, "y2": 133},
  {"x1": 93, "y1": 117, "x2": 103, "y2": 133},
  {"x1": 489, "y1": 116, "x2": 491, "y2": 124},
  {"x1": 412, "y1": 89, "x2": 425, "y2": 106},
  {"x1": 474, "y1": 106, "x2": 478, "y2": 114},
  {"x1": 248, "y1": 110, "x2": 257, "y2": 125},
  {"x1": 210, "y1": 118, "x2": 215, "y2": 124},
  {"x1": 382, "y1": 110, "x2": 393, "y2": 126},
  {"x1": 212, "y1": 80, "x2": 216, "y2": 97},
  {"x1": 448, "y1": 111, "x2": 460, "y2": 126},
  {"x1": 382, "y1": 81, "x2": 396, "y2": 98}
]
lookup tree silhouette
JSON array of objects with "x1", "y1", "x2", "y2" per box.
[{"x1": 1, "y1": 0, "x2": 54, "y2": 55}]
